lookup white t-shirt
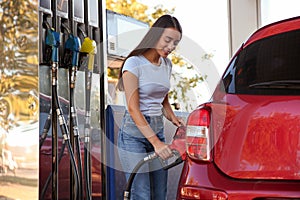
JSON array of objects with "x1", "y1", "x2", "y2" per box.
[{"x1": 122, "y1": 55, "x2": 172, "y2": 116}]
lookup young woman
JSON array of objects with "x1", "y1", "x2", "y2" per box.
[{"x1": 117, "y1": 14, "x2": 184, "y2": 200}]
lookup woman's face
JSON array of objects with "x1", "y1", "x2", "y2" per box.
[{"x1": 155, "y1": 28, "x2": 181, "y2": 58}]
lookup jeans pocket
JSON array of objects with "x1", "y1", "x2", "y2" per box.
[{"x1": 122, "y1": 116, "x2": 144, "y2": 138}]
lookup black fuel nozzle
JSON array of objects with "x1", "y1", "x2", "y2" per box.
[
  {"x1": 170, "y1": 125, "x2": 187, "y2": 160},
  {"x1": 60, "y1": 22, "x2": 72, "y2": 68},
  {"x1": 42, "y1": 20, "x2": 58, "y2": 65},
  {"x1": 64, "y1": 34, "x2": 81, "y2": 88},
  {"x1": 160, "y1": 126, "x2": 187, "y2": 170},
  {"x1": 123, "y1": 126, "x2": 187, "y2": 200},
  {"x1": 140, "y1": 126, "x2": 187, "y2": 170},
  {"x1": 141, "y1": 126, "x2": 187, "y2": 170},
  {"x1": 45, "y1": 28, "x2": 60, "y2": 86}
]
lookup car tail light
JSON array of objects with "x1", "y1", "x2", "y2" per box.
[
  {"x1": 186, "y1": 106, "x2": 211, "y2": 161},
  {"x1": 180, "y1": 186, "x2": 228, "y2": 200}
]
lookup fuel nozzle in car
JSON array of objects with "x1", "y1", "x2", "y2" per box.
[
  {"x1": 161, "y1": 125, "x2": 187, "y2": 170},
  {"x1": 123, "y1": 125, "x2": 187, "y2": 200}
]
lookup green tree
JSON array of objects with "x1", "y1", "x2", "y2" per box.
[{"x1": 106, "y1": 0, "x2": 207, "y2": 111}]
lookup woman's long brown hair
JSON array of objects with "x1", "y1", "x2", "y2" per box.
[{"x1": 117, "y1": 14, "x2": 182, "y2": 91}]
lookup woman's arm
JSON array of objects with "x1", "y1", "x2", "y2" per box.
[
  {"x1": 162, "y1": 94, "x2": 184, "y2": 127},
  {"x1": 122, "y1": 71, "x2": 172, "y2": 159}
]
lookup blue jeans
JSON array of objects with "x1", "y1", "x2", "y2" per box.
[{"x1": 118, "y1": 111, "x2": 167, "y2": 200}]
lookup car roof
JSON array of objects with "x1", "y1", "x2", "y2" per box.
[{"x1": 244, "y1": 16, "x2": 300, "y2": 48}]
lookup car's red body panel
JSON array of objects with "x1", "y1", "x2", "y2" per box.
[
  {"x1": 178, "y1": 160, "x2": 300, "y2": 200},
  {"x1": 211, "y1": 94, "x2": 300, "y2": 180}
]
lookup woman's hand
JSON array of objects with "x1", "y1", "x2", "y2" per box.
[
  {"x1": 161, "y1": 95, "x2": 186, "y2": 127},
  {"x1": 171, "y1": 116, "x2": 186, "y2": 127},
  {"x1": 153, "y1": 140, "x2": 173, "y2": 160}
]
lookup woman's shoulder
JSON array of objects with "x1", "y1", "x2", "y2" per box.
[
  {"x1": 122, "y1": 56, "x2": 145, "y2": 73},
  {"x1": 125, "y1": 55, "x2": 145, "y2": 63},
  {"x1": 124, "y1": 56, "x2": 146, "y2": 68}
]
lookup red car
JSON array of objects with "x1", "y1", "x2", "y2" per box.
[{"x1": 177, "y1": 16, "x2": 300, "y2": 199}]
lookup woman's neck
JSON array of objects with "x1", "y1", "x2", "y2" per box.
[{"x1": 143, "y1": 50, "x2": 161, "y2": 66}]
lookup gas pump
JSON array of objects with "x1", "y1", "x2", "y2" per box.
[
  {"x1": 44, "y1": 17, "x2": 81, "y2": 200},
  {"x1": 39, "y1": 0, "x2": 104, "y2": 199},
  {"x1": 76, "y1": 0, "x2": 101, "y2": 199},
  {"x1": 39, "y1": 1, "x2": 56, "y2": 198},
  {"x1": 39, "y1": 0, "x2": 80, "y2": 199},
  {"x1": 80, "y1": 36, "x2": 97, "y2": 200},
  {"x1": 61, "y1": 0, "x2": 85, "y2": 199},
  {"x1": 61, "y1": 22, "x2": 83, "y2": 200}
]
